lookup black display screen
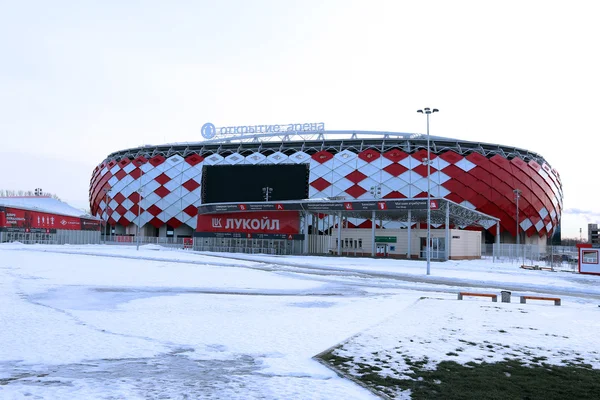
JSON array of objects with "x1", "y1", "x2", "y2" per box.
[{"x1": 201, "y1": 164, "x2": 309, "y2": 203}]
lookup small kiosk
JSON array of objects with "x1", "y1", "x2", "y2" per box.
[{"x1": 577, "y1": 243, "x2": 600, "y2": 275}]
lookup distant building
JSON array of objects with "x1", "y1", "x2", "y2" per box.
[{"x1": 589, "y1": 224, "x2": 599, "y2": 245}]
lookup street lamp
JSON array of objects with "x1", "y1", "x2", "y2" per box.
[
  {"x1": 102, "y1": 188, "x2": 111, "y2": 242},
  {"x1": 417, "y1": 107, "x2": 439, "y2": 275},
  {"x1": 513, "y1": 189, "x2": 521, "y2": 246},
  {"x1": 136, "y1": 161, "x2": 144, "y2": 251}
]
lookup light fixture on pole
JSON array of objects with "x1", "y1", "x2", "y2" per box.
[
  {"x1": 34, "y1": 188, "x2": 43, "y2": 196},
  {"x1": 417, "y1": 107, "x2": 439, "y2": 275},
  {"x1": 102, "y1": 188, "x2": 111, "y2": 241},
  {"x1": 513, "y1": 189, "x2": 521, "y2": 246},
  {"x1": 262, "y1": 186, "x2": 273, "y2": 201},
  {"x1": 136, "y1": 161, "x2": 144, "y2": 251}
]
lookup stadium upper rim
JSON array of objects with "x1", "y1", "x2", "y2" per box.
[{"x1": 104, "y1": 130, "x2": 552, "y2": 170}]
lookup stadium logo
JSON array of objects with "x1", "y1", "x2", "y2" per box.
[
  {"x1": 201, "y1": 123, "x2": 217, "y2": 139},
  {"x1": 60, "y1": 219, "x2": 67, "y2": 226}
]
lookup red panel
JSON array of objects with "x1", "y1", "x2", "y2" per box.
[
  {"x1": 113, "y1": 192, "x2": 126, "y2": 204},
  {"x1": 147, "y1": 205, "x2": 162, "y2": 217},
  {"x1": 114, "y1": 169, "x2": 127, "y2": 180},
  {"x1": 150, "y1": 217, "x2": 163, "y2": 228},
  {"x1": 468, "y1": 166, "x2": 493, "y2": 186},
  {"x1": 439, "y1": 165, "x2": 465, "y2": 179},
  {"x1": 439, "y1": 150, "x2": 463, "y2": 164},
  {"x1": 118, "y1": 157, "x2": 131, "y2": 168},
  {"x1": 312, "y1": 150, "x2": 333, "y2": 164},
  {"x1": 411, "y1": 149, "x2": 437, "y2": 161},
  {"x1": 383, "y1": 163, "x2": 408, "y2": 177},
  {"x1": 412, "y1": 164, "x2": 437, "y2": 177},
  {"x1": 185, "y1": 153, "x2": 204, "y2": 166},
  {"x1": 383, "y1": 191, "x2": 406, "y2": 199},
  {"x1": 442, "y1": 179, "x2": 466, "y2": 193},
  {"x1": 183, "y1": 205, "x2": 198, "y2": 217},
  {"x1": 444, "y1": 193, "x2": 464, "y2": 204},
  {"x1": 346, "y1": 170, "x2": 367, "y2": 184},
  {"x1": 129, "y1": 206, "x2": 143, "y2": 216},
  {"x1": 129, "y1": 168, "x2": 142, "y2": 180},
  {"x1": 413, "y1": 191, "x2": 428, "y2": 198},
  {"x1": 488, "y1": 167, "x2": 515, "y2": 189},
  {"x1": 154, "y1": 186, "x2": 171, "y2": 198},
  {"x1": 466, "y1": 152, "x2": 488, "y2": 166},
  {"x1": 456, "y1": 186, "x2": 478, "y2": 202},
  {"x1": 149, "y1": 155, "x2": 166, "y2": 167},
  {"x1": 133, "y1": 156, "x2": 148, "y2": 166},
  {"x1": 118, "y1": 216, "x2": 130, "y2": 226},
  {"x1": 167, "y1": 217, "x2": 183, "y2": 229},
  {"x1": 383, "y1": 149, "x2": 408, "y2": 163},
  {"x1": 345, "y1": 185, "x2": 367, "y2": 198},
  {"x1": 528, "y1": 160, "x2": 541, "y2": 172},
  {"x1": 196, "y1": 211, "x2": 300, "y2": 234},
  {"x1": 183, "y1": 179, "x2": 201, "y2": 192},
  {"x1": 155, "y1": 173, "x2": 171, "y2": 185},
  {"x1": 115, "y1": 205, "x2": 128, "y2": 216},
  {"x1": 489, "y1": 154, "x2": 512, "y2": 171},
  {"x1": 128, "y1": 192, "x2": 140, "y2": 203},
  {"x1": 469, "y1": 194, "x2": 488, "y2": 209},
  {"x1": 310, "y1": 177, "x2": 331, "y2": 191},
  {"x1": 456, "y1": 173, "x2": 479, "y2": 188},
  {"x1": 358, "y1": 149, "x2": 380, "y2": 162}
]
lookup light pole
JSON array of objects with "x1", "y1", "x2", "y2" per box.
[
  {"x1": 370, "y1": 184, "x2": 382, "y2": 228},
  {"x1": 513, "y1": 189, "x2": 521, "y2": 246},
  {"x1": 262, "y1": 186, "x2": 273, "y2": 201},
  {"x1": 417, "y1": 107, "x2": 439, "y2": 275},
  {"x1": 136, "y1": 161, "x2": 144, "y2": 251},
  {"x1": 102, "y1": 188, "x2": 111, "y2": 242}
]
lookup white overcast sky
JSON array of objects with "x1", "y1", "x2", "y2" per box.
[{"x1": 0, "y1": 0, "x2": 598, "y2": 239}]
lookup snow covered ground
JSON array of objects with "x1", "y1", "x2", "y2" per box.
[{"x1": 1, "y1": 243, "x2": 599, "y2": 399}]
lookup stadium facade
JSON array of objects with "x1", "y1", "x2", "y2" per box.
[{"x1": 89, "y1": 129, "x2": 562, "y2": 246}]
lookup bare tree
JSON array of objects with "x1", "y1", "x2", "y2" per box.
[{"x1": 0, "y1": 189, "x2": 62, "y2": 201}]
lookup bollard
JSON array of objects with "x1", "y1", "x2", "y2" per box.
[{"x1": 501, "y1": 291, "x2": 511, "y2": 303}]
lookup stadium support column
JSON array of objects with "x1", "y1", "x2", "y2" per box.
[
  {"x1": 494, "y1": 220, "x2": 501, "y2": 263},
  {"x1": 303, "y1": 212, "x2": 309, "y2": 254},
  {"x1": 407, "y1": 210, "x2": 412, "y2": 259},
  {"x1": 371, "y1": 210, "x2": 376, "y2": 257},
  {"x1": 337, "y1": 212, "x2": 342, "y2": 255},
  {"x1": 445, "y1": 201, "x2": 450, "y2": 261}
]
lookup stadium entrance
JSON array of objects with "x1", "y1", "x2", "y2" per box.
[{"x1": 194, "y1": 198, "x2": 501, "y2": 260}]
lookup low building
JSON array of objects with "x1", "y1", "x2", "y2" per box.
[
  {"x1": 588, "y1": 224, "x2": 599, "y2": 245},
  {"x1": 0, "y1": 196, "x2": 101, "y2": 244}
]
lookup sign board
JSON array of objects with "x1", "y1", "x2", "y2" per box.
[
  {"x1": 201, "y1": 122, "x2": 325, "y2": 140},
  {"x1": 198, "y1": 199, "x2": 438, "y2": 215},
  {"x1": 196, "y1": 211, "x2": 300, "y2": 235},
  {"x1": 578, "y1": 243, "x2": 600, "y2": 275},
  {"x1": 0, "y1": 206, "x2": 101, "y2": 232},
  {"x1": 375, "y1": 236, "x2": 397, "y2": 243}
]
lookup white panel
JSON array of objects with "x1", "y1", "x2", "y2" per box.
[
  {"x1": 267, "y1": 151, "x2": 288, "y2": 164},
  {"x1": 535, "y1": 220, "x2": 544, "y2": 231},
  {"x1": 431, "y1": 158, "x2": 450, "y2": 170},
  {"x1": 108, "y1": 199, "x2": 119, "y2": 210},
  {"x1": 289, "y1": 151, "x2": 310, "y2": 164},
  {"x1": 412, "y1": 177, "x2": 429, "y2": 192},
  {"x1": 122, "y1": 163, "x2": 136, "y2": 174},
  {"x1": 164, "y1": 178, "x2": 183, "y2": 192},
  {"x1": 384, "y1": 179, "x2": 408, "y2": 192},
  {"x1": 185, "y1": 218, "x2": 197, "y2": 229},
  {"x1": 140, "y1": 192, "x2": 160, "y2": 209},
  {"x1": 379, "y1": 185, "x2": 394, "y2": 198},
  {"x1": 164, "y1": 167, "x2": 183, "y2": 180},
  {"x1": 398, "y1": 170, "x2": 421, "y2": 184},
  {"x1": 371, "y1": 156, "x2": 393, "y2": 170},
  {"x1": 399, "y1": 156, "x2": 420, "y2": 170},
  {"x1": 111, "y1": 211, "x2": 122, "y2": 221},
  {"x1": 310, "y1": 163, "x2": 332, "y2": 179},
  {"x1": 121, "y1": 198, "x2": 134, "y2": 211},
  {"x1": 546, "y1": 221, "x2": 553, "y2": 231},
  {"x1": 460, "y1": 200, "x2": 476, "y2": 209},
  {"x1": 332, "y1": 178, "x2": 354, "y2": 192},
  {"x1": 225, "y1": 153, "x2": 244, "y2": 165},
  {"x1": 550, "y1": 209, "x2": 557, "y2": 219},
  {"x1": 357, "y1": 163, "x2": 379, "y2": 178},
  {"x1": 161, "y1": 192, "x2": 180, "y2": 207},
  {"x1": 246, "y1": 152, "x2": 266, "y2": 164},
  {"x1": 101, "y1": 166, "x2": 109, "y2": 175},
  {"x1": 308, "y1": 186, "x2": 319, "y2": 198},
  {"x1": 538, "y1": 207, "x2": 549, "y2": 219},
  {"x1": 333, "y1": 150, "x2": 356, "y2": 164},
  {"x1": 124, "y1": 210, "x2": 136, "y2": 223},
  {"x1": 182, "y1": 167, "x2": 201, "y2": 180},
  {"x1": 437, "y1": 186, "x2": 451, "y2": 198},
  {"x1": 398, "y1": 185, "x2": 411, "y2": 198},
  {"x1": 520, "y1": 218, "x2": 533, "y2": 231},
  {"x1": 204, "y1": 154, "x2": 224, "y2": 165},
  {"x1": 430, "y1": 171, "x2": 451, "y2": 184},
  {"x1": 108, "y1": 176, "x2": 119, "y2": 187},
  {"x1": 141, "y1": 179, "x2": 160, "y2": 194},
  {"x1": 358, "y1": 177, "x2": 378, "y2": 191},
  {"x1": 332, "y1": 163, "x2": 355, "y2": 178},
  {"x1": 141, "y1": 167, "x2": 161, "y2": 181},
  {"x1": 110, "y1": 164, "x2": 121, "y2": 175},
  {"x1": 454, "y1": 158, "x2": 476, "y2": 172},
  {"x1": 375, "y1": 170, "x2": 393, "y2": 184}
]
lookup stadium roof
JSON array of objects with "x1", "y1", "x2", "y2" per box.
[{"x1": 0, "y1": 197, "x2": 98, "y2": 220}]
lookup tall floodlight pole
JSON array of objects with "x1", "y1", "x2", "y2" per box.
[
  {"x1": 136, "y1": 161, "x2": 143, "y2": 251},
  {"x1": 513, "y1": 189, "x2": 521, "y2": 246},
  {"x1": 417, "y1": 107, "x2": 439, "y2": 275},
  {"x1": 103, "y1": 188, "x2": 111, "y2": 242}
]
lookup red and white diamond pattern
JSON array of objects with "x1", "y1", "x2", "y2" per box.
[{"x1": 90, "y1": 147, "x2": 562, "y2": 238}]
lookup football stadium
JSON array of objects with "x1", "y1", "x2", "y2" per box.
[{"x1": 89, "y1": 124, "x2": 562, "y2": 258}]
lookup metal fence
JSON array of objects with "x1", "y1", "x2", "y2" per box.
[{"x1": 483, "y1": 244, "x2": 579, "y2": 272}]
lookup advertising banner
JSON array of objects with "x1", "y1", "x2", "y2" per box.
[
  {"x1": 196, "y1": 211, "x2": 300, "y2": 234},
  {"x1": 0, "y1": 206, "x2": 100, "y2": 232},
  {"x1": 197, "y1": 199, "x2": 438, "y2": 215}
]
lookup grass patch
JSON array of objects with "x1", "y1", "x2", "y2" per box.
[{"x1": 319, "y1": 352, "x2": 600, "y2": 399}]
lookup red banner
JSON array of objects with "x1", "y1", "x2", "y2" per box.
[
  {"x1": 196, "y1": 211, "x2": 300, "y2": 234},
  {"x1": 0, "y1": 207, "x2": 100, "y2": 232}
]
